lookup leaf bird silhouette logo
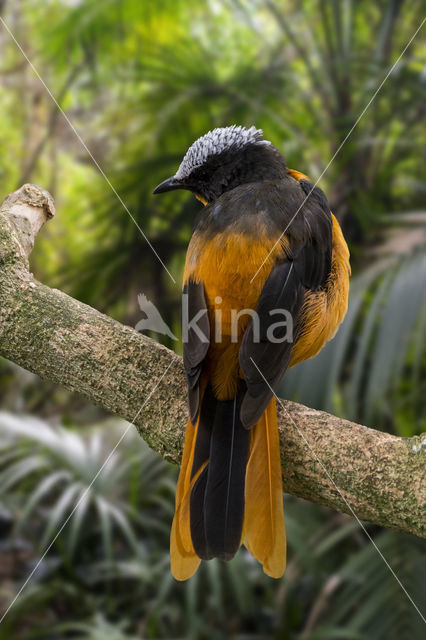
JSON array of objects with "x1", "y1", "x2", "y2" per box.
[{"x1": 135, "y1": 293, "x2": 177, "y2": 341}]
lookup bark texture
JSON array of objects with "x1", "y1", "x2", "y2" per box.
[{"x1": 0, "y1": 185, "x2": 424, "y2": 539}]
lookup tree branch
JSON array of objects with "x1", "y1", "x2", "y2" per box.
[{"x1": 0, "y1": 185, "x2": 424, "y2": 539}]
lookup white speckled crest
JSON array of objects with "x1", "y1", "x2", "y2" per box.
[{"x1": 175, "y1": 125, "x2": 270, "y2": 180}]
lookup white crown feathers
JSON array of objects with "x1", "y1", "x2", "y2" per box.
[{"x1": 175, "y1": 125, "x2": 270, "y2": 179}]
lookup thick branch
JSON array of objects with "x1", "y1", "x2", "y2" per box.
[{"x1": 0, "y1": 185, "x2": 424, "y2": 539}]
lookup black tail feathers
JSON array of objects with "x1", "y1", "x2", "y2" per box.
[{"x1": 189, "y1": 385, "x2": 250, "y2": 561}]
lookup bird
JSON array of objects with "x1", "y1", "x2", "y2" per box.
[{"x1": 153, "y1": 125, "x2": 350, "y2": 580}]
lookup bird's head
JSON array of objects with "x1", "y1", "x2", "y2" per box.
[{"x1": 153, "y1": 125, "x2": 287, "y2": 205}]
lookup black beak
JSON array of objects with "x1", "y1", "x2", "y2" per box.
[{"x1": 153, "y1": 176, "x2": 185, "y2": 194}]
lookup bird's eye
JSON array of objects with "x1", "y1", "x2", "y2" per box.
[{"x1": 195, "y1": 167, "x2": 209, "y2": 180}]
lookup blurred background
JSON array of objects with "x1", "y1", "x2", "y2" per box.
[{"x1": 0, "y1": 1, "x2": 425, "y2": 638}]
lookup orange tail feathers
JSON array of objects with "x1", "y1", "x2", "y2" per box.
[
  {"x1": 170, "y1": 416, "x2": 202, "y2": 581},
  {"x1": 170, "y1": 396, "x2": 286, "y2": 580},
  {"x1": 243, "y1": 397, "x2": 286, "y2": 578}
]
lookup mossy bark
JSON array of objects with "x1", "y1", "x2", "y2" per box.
[{"x1": 0, "y1": 185, "x2": 424, "y2": 539}]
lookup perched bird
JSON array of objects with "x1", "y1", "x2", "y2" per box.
[{"x1": 154, "y1": 125, "x2": 350, "y2": 580}]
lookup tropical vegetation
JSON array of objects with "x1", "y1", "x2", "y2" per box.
[{"x1": 0, "y1": 0, "x2": 425, "y2": 638}]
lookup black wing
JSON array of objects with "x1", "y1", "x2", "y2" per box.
[
  {"x1": 297, "y1": 179, "x2": 332, "y2": 289},
  {"x1": 182, "y1": 280, "x2": 210, "y2": 424},
  {"x1": 239, "y1": 180, "x2": 333, "y2": 428}
]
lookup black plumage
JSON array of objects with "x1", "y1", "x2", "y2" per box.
[
  {"x1": 182, "y1": 280, "x2": 210, "y2": 424},
  {"x1": 239, "y1": 260, "x2": 305, "y2": 427},
  {"x1": 190, "y1": 386, "x2": 250, "y2": 561}
]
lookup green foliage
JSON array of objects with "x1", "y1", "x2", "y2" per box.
[
  {"x1": 0, "y1": 413, "x2": 173, "y2": 564},
  {"x1": 279, "y1": 248, "x2": 426, "y2": 434},
  {"x1": 2, "y1": 414, "x2": 424, "y2": 639},
  {"x1": 2, "y1": 0, "x2": 424, "y2": 322},
  {"x1": 0, "y1": 0, "x2": 425, "y2": 637}
]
